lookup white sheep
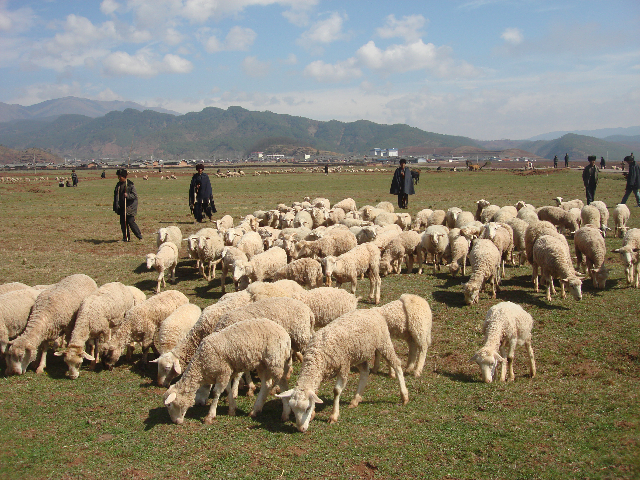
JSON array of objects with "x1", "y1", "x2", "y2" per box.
[
  {"x1": 277, "y1": 308, "x2": 409, "y2": 432},
  {"x1": 471, "y1": 302, "x2": 536, "y2": 382},
  {"x1": 0, "y1": 288, "x2": 42, "y2": 355},
  {"x1": 197, "y1": 232, "x2": 225, "y2": 281},
  {"x1": 412, "y1": 208, "x2": 433, "y2": 231},
  {"x1": 574, "y1": 225, "x2": 609, "y2": 289},
  {"x1": 146, "y1": 242, "x2": 179, "y2": 293},
  {"x1": 292, "y1": 287, "x2": 360, "y2": 328},
  {"x1": 0, "y1": 282, "x2": 32, "y2": 296},
  {"x1": 292, "y1": 229, "x2": 357, "y2": 260},
  {"x1": 492, "y1": 206, "x2": 518, "y2": 223},
  {"x1": 376, "y1": 201, "x2": 395, "y2": 213},
  {"x1": 101, "y1": 290, "x2": 189, "y2": 369},
  {"x1": 379, "y1": 230, "x2": 421, "y2": 275},
  {"x1": 480, "y1": 205, "x2": 501, "y2": 224},
  {"x1": 293, "y1": 210, "x2": 313, "y2": 229},
  {"x1": 311, "y1": 197, "x2": 331, "y2": 209},
  {"x1": 236, "y1": 231, "x2": 264, "y2": 260},
  {"x1": 321, "y1": 243, "x2": 381, "y2": 304},
  {"x1": 481, "y1": 222, "x2": 514, "y2": 278},
  {"x1": 219, "y1": 247, "x2": 249, "y2": 293},
  {"x1": 580, "y1": 205, "x2": 601, "y2": 230},
  {"x1": 273, "y1": 257, "x2": 324, "y2": 288},
  {"x1": 156, "y1": 226, "x2": 182, "y2": 254},
  {"x1": 524, "y1": 220, "x2": 571, "y2": 268},
  {"x1": 612, "y1": 204, "x2": 631, "y2": 238},
  {"x1": 504, "y1": 217, "x2": 529, "y2": 266},
  {"x1": 516, "y1": 206, "x2": 539, "y2": 224},
  {"x1": 371, "y1": 225, "x2": 402, "y2": 251},
  {"x1": 455, "y1": 211, "x2": 475, "y2": 229},
  {"x1": 532, "y1": 235, "x2": 583, "y2": 301},
  {"x1": 333, "y1": 197, "x2": 357, "y2": 212},
  {"x1": 163, "y1": 318, "x2": 292, "y2": 424},
  {"x1": 554, "y1": 196, "x2": 584, "y2": 211},
  {"x1": 613, "y1": 228, "x2": 640, "y2": 288},
  {"x1": 233, "y1": 246, "x2": 288, "y2": 288},
  {"x1": 215, "y1": 215, "x2": 234, "y2": 232},
  {"x1": 536, "y1": 206, "x2": 580, "y2": 235},
  {"x1": 373, "y1": 211, "x2": 399, "y2": 228},
  {"x1": 427, "y1": 209, "x2": 447, "y2": 227},
  {"x1": 349, "y1": 225, "x2": 377, "y2": 244},
  {"x1": 590, "y1": 200, "x2": 610, "y2": 236},
  {"x1": 418, "y1": 225, "x2": 449, "y2": 274},
  {"x1": 5, "y1": 274, "x2": 98, "y2": 376},
  {"x1": 463, "y1": 239, "x2": 501, "y2": 305},
  {"x1": 245, "y1": 279, "x2": 306, "y2": 301},
  {"x1": 446, "y1": 234, "x2": 470, "y2": 276}
]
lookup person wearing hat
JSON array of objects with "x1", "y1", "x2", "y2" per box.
[
  {"x1": 564, "y1": 153, "x2": 569, "y2": 168},
  {"x1": 582, "y1": 155, "x2": 599, "y2": 205},
  {"x1": 189, "y1": 163, "x2": 216, "y2": 223},
  {"x1": 621, "y1": 153, "x2": 640, "y2": 207},
  {"x1": 71, "y1": 170, "x2": 78, "y2": 187},
  {"x1": 553, "y1": 155, "x2": 558, "y2": 168},
  {"x1": 390, "y1": 158, "x2": 415, "y2": 209},
  {"x1": 113, "y1": 169, "x2": 142, "y2": 241}
]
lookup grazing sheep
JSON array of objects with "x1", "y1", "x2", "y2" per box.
[
  {"x1": 380, "y1": 230, "x2": 421, "y2": 275},
  {"x1": 349, "y1": 225, "x2": 377, "y2": 244},
  {"x1": 292, "y1": 229, "x2": 357, "y2": 260},
  {"x1": 554, "y1": 197, "x2": 584, "y2": 211},
  {"x1": 446, "y1": 234, "x2": 470, "y2": 276},
  {"x1": 326, "y1": 207, "x2": 346, "y2": 226},
  {"x1": 215, "y1": 215, "x2": 234, "y2": 231},
  {"x1": 321, "y1": 243, "x2": 381, "y2": 304},
  {"x1": 0, "y1": 288, "x2": 42, "y2": 355},
  {"x1": 371, "y1": 225, "x2": 402, "y2": 251},
  {"x1": 245, "y1": 279, "x2": 307, "y2": 302},
  {"x1": 5, "y1": 274, "x2": 98, "y2": 376},
  {"x1": 463, "y1": 239, "x2": 502, "y2": 305},
  {"x1": 524, "y1": 220, "x2": 571, "y2": 267},
  {"x1": 0, "y1": 282, "x2": 32, "y2": 296},
  {"x1": 505, "y1": 217, "x2": 529, "y2": 266},
  {"x1": 471, "y1": 302, "x2": 536, "y2": 383},
  {"x1": 455, "y1": 211, "x2": 475, "y2": 229},
  {"x1": 273, "y1": 257, "x2": 324, "y2": 288},
  {"x1": 146, "y1": 242, "x2": 179, "y2": 293},
  {"x1": 277, "y1": 309, "x2": 409, "y2": 431},
  {"x1": 612, "y1": 228, "x2": 640, "y2": 287},
  {"x1": 480, "y1": 205, "x2": 501, "y2": 224},
  {"x1": 293, "y1": 210, "x2": 313, "y2": 229},
  {"x1": 163, "y1": 318, "x2": 292, "y2": 424},
  {"x1": 574, "y1": 226, "x2": 609, "y2": 289},
  {"x1": 219, "y1": 247, "x2": 249, "y2": 293},
  {"x1": 360, "y1": 205, "x2": 387, "y2": 222},
  {"x1": 197, "y1": 232, "x2": 225, "y2": 281},
  {"x1": 55, "y1": 282, "x2": 139, "y2": 378},
  {"x1": 412, "y1": 208, "x2": 433, "y2": 231},
  {"x1": 311, "y1": 197, "x2": 331, "y2": 209},
  {"x1": 233, "y1": 246, "x2": 288, "y2": 288},
  {"x1": 481, "y1": 222, "x2": 514, "y2": 278},
  {"x1": 156, "y1": 226, "x2": 182, "y2": 254},
  {"x1": 492, "y1": 206, "x2": 518, "y2": 223},
  {"x1": 101, "y1": 290, "x2": 189, "y2": 370},
  {"x1": 532, "y1": 235, "x2": 583, "y2": 301},
  {"x1": 516, "y1": 206, "x2": 539, "y2": 224},
  {"x1": 580, "y1": 205, "x2": 601, "y2": 230},
  {"x1": 373, "y1": 211, "x2": 399, "y2": 227},
  {"x1": 613, "y1": 204, "x2": 631, "y2": 238},
  {"x1": 376, "y1": 201, "x2": 395, "y2": 213},
  {"x1": 236, "y1": 231, "x2": 264, "y2": 260},
  {"x1": 292, "y1": 287, "x2": 360, "y2": 328},
  {"x1": 590, "y1": 200, "x2": 610, "y2": 236},
  {"x1": 418, "y1": 225, "x2": 450, "y2": 274},
  {"x1": 333, "y1": 197, "x2": 357, "y2": 212},
  {"x1": 427, "y1": 209, "x2": 447, "y2": 227},
  {"x1": 395, "y1": 212, "x2": 412, "y2": 230}
]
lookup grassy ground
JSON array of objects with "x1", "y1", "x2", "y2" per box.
[{"x1": 0, "y1": 166, "x2": 638, "y2": 480}]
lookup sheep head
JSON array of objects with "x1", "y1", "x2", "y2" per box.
[
  {"x1": 277, "y1": 388, "x2": 323, "y2": 433},
  {"x1": 5, "y1": 343, "x2": 33, "y2": 376},
  {"x1": 471, "y1": 348, "x2": 505, "y2": 383},
  {"x1": 55, "y1": 344, "x2": 94, "y2": 379},
  {"x1": 562, "y1": 276, "x2": 583, "y2": 300},
  {"x1": 146, "y1": 253, "x2": 157, "y2": 270},
  {"x1": 163, "y1": 386, "x2": 191, "y2": 425},
  {"x1": 151, "y1": 352, "x2": 181, "y2": 387},
  {"x1": 463, "y1": 282, "x2": 480, "y2": 305}
]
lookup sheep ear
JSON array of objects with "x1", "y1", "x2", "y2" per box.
[
  {"x1": 173, "y1": 360, "x2": 182, "y2": 375},
  {"x1": 309, "y1": 391, "x2": 323, "y2": 404},
  {"x1": 494, "y1": 352, "x2": 505, "y2": 363},
  {"x1": 470, "y1": 353, "x2": 481, "y2": 364},
  {"x1": 149, "y1": 357, "x2": 159, "y2": 364},
  {"x1": 53, "y1": 350, "x2": 66, "y2": 356},
  {"x1": 164, "y1": 392, "x2": 177, "y2": 405},
  {"x1": 612, "y1": 248, "x2": 621, "y2": 253},
  {"x1": 275, "y1": 389, "x2": 294, "y2": 399},
  {"x1": 81, "y1": 351, "x2": 95, "y2": 361}
]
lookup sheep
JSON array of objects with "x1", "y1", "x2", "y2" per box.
[
  {"x1": 321, "y1": 243, "x2": 381, "y2": 304},
  {"x1": 236, "y1": 231, "x2": 264, "y2": 260},
  {"x1": 532, "y1": 235, "x2": 583, "y2": 301},
  {"x1": 445, "y1": 207, "x2": 462, "y2": 229},
  {"x1": 349, "y1": 225, "x2": 377, "y2": 244},
  {"x1": 5, "y1": 274, "x2": 98, "y2": 376},
  {"x1": 395, "y1": 212, "x2": 412, "y2": 230},
  {"x1": 101, "y1": 290, "x2": 189, "y2": 370},
  {"x1": 233, "y1": 246, "x2": 288, "y2": 288},
  {"x1": 371, "y1": 225, "x2": 402, "y2": 252},
  {"x1": 505, "y1": 217, "x2": 529, "y2": 266},
  {"x1": 146, "y1": 242, "x2": 179, "y2": 293},
  {"x1": 554, "y1": 197, "x2": 584, "y2": 211},
  {"x1": 590, "y1": 200, "x2": 610, "y2": 236},
  {"x1": 154, "y1": 291, "x2": 253, "y2": 389},
  {"x1": 215, "y1": 214, "x2": 234, "y2": 231},
  {"x1": 0, "y1": 282, "x2": 32, "y2": 296},
  {"x1": 219, "y1": 247, "x2": 249, "y2": 293},
  {"x1": 471, "y1": 302, "x2": 536, "y2": 383},
  {"x1": 54, "y1": 282, "x2": 139, "y2": 378},
  {"x1": 455, "y1": 211, "x2": 475, "y2": 229},
  {"x1": 481, "y1": 222, "x2": 514, "y2": 278},
  {"x1": 480, "y1": 204, "x2": 501, "y2": 224},
  {"x1": 613, "y1": 204, "x2": 631, "y2": 238},
  {"x1": 412, "y1": 208, "x2": 433, "y2": 231},
  {"x1": 515, "y1": 200, "x2": 535, "y2": 211},
  {"x1": 163, "y1": 318, "x2": 292, "y2": 424},
  {"x1": 516, "y1": 206, "x2": 539, "y2": 224},
  {"x1": 580, "y1": 204, "x2": 601, "y2": 231},
  {"x1": 491, "y1": 206, "x2": 517, "y2": 223},
  {"x1": 372, "y1": 294, "x2": 432, "y2": 378},
  {"x1": 446, "y1": 234, "x2": 470, "y2": 276},
  {"x1": 333, "y1": 197, "x2": 357, "y2": 212},
  {"x1": 156, "y1": 226, "x2": 182, "y2": 254},
  {"x1": 277, "y1": 309, "x2": 409, "y2": 432},
  {"x1": 418, "y1": 225, "x2": 450, "y2": 274},
  {"x1": 127, "y1": 286, "x2": 147, "y2": 305},
  {"x1": 613, "y1": 228, "x2": 640, "y2": 287},
  {"x1": 474, "y1": 199, "x2": 491, "y2": 221},
  {"x1": 197, "y1": 232, "x2": 225, "y2": 281},
  {"x1": 293, "y1": 210, "x2": 313, "y2": 229},
  {"x1": 373, "y1": 211, "x2": 398, "y2": 227},
  {"x1": 574, "y1": 226, "x2": 609, "y2": 289},
  {"x1": 292, "y1": 287, "x2": 360, "y2": 328},
  {"x1": 311, "y1": 197, "x2": 331, "y2": 209},
  {"x1": 360, "y1": 205, "x2": 386, "y2": 222},
  {"x1": 310, "y1": 207, "x2": 329, "y2": 228},
  {"x1": 379, "y1": 230, "x2": 421, "y2": 275},
  {"x1": 463, "y1": 239, "x2": 501, "y2": 305},
  {"x1": 326, "y1": 207, "x2": 346, "y2": 226},
  {"x1": 292, "y1": 229, "x2": 357, "y2": 260},
  {"x1": 376, "y1": 201, "x2": 395, "y2": 213},
  {"x1": 524, "y1": 220, "x2": 570, "y2": 267},
  {"x1": 272, "y1": 257, "x2": 324, "y2": 288},
  {"x1": 427, "y1": 209, "x2": 446, "y2": 227},
  {"x1": 0, "y1": 288, "x2": 42, "y2": 355}
]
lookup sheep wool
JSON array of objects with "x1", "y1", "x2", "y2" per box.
[
  {"x1": 322, "y1": 242, "x2": 381, "y2": 304},
  {"x1": 574, "y1": 226, "x2": 609, "y2": 289},
  {"x1": 291, "y1": 287, "x2": 359, "y2": 328},
  {"x1": 463, "y1": 239, "x2": 501, "y2": 305},
  {"x1": 146, "y1": 242, "x2": 179, "y2": 293},
  {"x1": 272, "y1": 257, "x2": 324, "y2": 288},
  {"x1": 613, "y1": 228, "x2": 640, "y2": 287},
  {"x1": 532, "y1": 235, "x2": 582, "y2": 301},
  {"x1": 0, "y1": 282, "x2": 32, "y2": 296},
  {"x1": 0, "y1": 287, "x2": 42, "y2": 355}
]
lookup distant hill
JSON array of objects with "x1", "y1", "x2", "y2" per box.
[
  {"x1": 528, "y1": 126, "x2": 640, "y2": 141},
  {"x1": 0, "y1": 145, "x2": 63, "y2": 165},
  {"x1": 0, "y1": 96, "x2": 179, "y2": 123}
]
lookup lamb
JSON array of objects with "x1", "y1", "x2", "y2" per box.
[
  {"x1": 349, "y1": 225, "x2": 377, "y2": 244},
  {"x1": 215, "y1": 214, "x2": 234, "y2": 231},
  {"x1": 101, "y1": 290, "x2": 189, "y2": 370},
  {"x1": 333, "y1": 197, "x2": 357, "y2": 212},
  {"x1": 463, "y1": 239, "x2": 501, "y2": 305},
  {"x1": 277, "y1": 309, "x2": 409, "y2": 432},
  {"x1": 613, "y1": 228, "x2": 640, "y2": 287},
  {"x1": 554, "y1": 197, "x2": 584, "y2": 211},
  {"x1": 0, "y1": 288, "x2": 42, "y2": 355},
  {"x1": 612, "y1": 204, "x2": 631, "y2": 238},
  {"x1": 455, "y1": 211, "x2": 475, "y2": 229},
  {"x1": 532, "y1": 235, "x2": 583, "y2": 301},
  {"x1": 379, "y1": 230, "x2": 421, "y2": 275},
  {"x1": 412, "y1": 208, "x2": 433, "y2": 231},
  {"x1": 445, "y1": 207, "x2": 462, "y2": 229},
  {"x1": 233, "y1": 246, "x2": 288, "y2": 288},
  {"x1": 236, "y1": 231, "x2": 264, "y2": 260},
  {"x1": 219, "y1": 247, "x2": 249, "y2": 293},
  {"x1": 292, "y1": 287, "x2": 360, "y2": 328},
  {"x1": 471, "y1": 302, "x2": 536, "y2": 382},
  {"x1": 395, "y1": 212, "x2": 412, "y2": 230},
  {"x1": 326, "y1": 207, "x2": 346, "y2": 226},
  {"x1": 590, "y1": 200, "x2": 610, "y2": 236},
  {"x1": 310, "y1": 207, "x2": 328, "y2": 228},
  {"x1": 505, "y1": 217, "x2": 529, "y2": 266},
  {"x1": 481, "y1": 222, "x2": 514, "y2": 278},
  {"x1": 272, "y1": 257, "x2": 324, "y2": 288},
  {"x1": 146, "y1": 242, "x2": 179, "y2": 293},
  {"x1": 427, "y1": 209, "x2": 446, "y2": 227},
  {"x1": 0, "y1": 282, "x2": 32, "y2": 296},
  {"x1": 55, "y1": 282, "x2": 140, "y2": 378},
  {"x1": 5, "y1": 274, "x2": 98, "y2": 376},
  {"x1": 360, "y1": 205, "x2": 387, "y2": 222},
  {"x1": 446, "y1": 234, "x2": 470, "y2": 276},
  {"x1": 376, "y1": 201, "x2": 395, "y2": 213},
  {"x1": 580, "y1": 205, "x2": 601, "y2": 230},
  {"x1": 321, "y1": 243, "x2": 381, "y2": 304},
  {"x1": 293, "y1": 210, "x2": 313, "y2": 229},
  {"x1": 574, "y1": 226, "x2": 609, "y2": 289},
  {"x1": 163, "y1": 318, "x2": 292, "y2": 424},
  {"x1": 292, "y1": 229, "x2": 357, "y2": 260},
  {"x1": 372, "y1": 294, "x2": 432, "y2": 377},
  {"x1": 156, "y1": 226, "x2": 182, "y2": 254},
  {"x1": 197, "y1": 232, "x2": 225, "y2": 281},
  {"x1": 418, "y1": 225, "x2": 449, "y2": 274}
]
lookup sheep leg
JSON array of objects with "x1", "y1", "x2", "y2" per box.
[
  {"x1": 350, "y1": 275, "x2": 358, "y2": 295},
  {"x1": 279, "y1": 357, "x2": 292, "y2": 421},
  {"x1": 170, "y1": 264, "x2": 176, "y2": 283},
  {"x1": 35, "y1": 342, "x2": 49, "y2": 374},
  {"x1": 532, "y1": 263, "x2": 539, "y2": 291},
  {"x1": 229, "y1": 372, "x2": 242, "y2": 399},
  {"x1": 243, "y1": 371, "x2": 256, "y2": 397},
  {"x1": 378, "y1": 340, "x2": 409, "y2": 405},
  {"x1": 195, "y1": 384, "x2": 212, "y2": 405},
  {"x1": 221, "y1": 266, "x2": 227, "y2": 293},
  {"x1": 204, "y1": 381, "x2": 229, "y2": 424},
  {"x1": 372, "y1": 351, "x2": 381, "y2": 374},
  {"x1": 412, "y1": 343, "x2": 428, "y2": 378},
  {"x1": 349, "y1": 362, "x2": 370, "y2": 408},
  {"x1": 406, "y1": 342, "x2": 418, "y2": 374},
  {"x1": 250, "y1": 367, "x2": 273, "y2": 417},
  {"x1": 329, "y1": 372, "x2": 348, "y2": 424},
  {"x1": 526, "y1": 341, "x2": 536, "y2": 378}
]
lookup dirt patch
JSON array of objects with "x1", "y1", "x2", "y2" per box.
[{"x1": 349, "y1": 461, "x2": 378, "y2": 479}]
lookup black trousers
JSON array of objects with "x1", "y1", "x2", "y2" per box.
[
  {"x1": 194, "y1": 199, "x2": 216, "y2": 222},
  {"x1": 120, "y1": 213, "x2": 142, "y2": 240},
  {"x1": 397, "y1": 193, "x2": 408, "y2": 209},
  {"x1": 585, "y1": 185, "x2": 596, "y2": 205}
]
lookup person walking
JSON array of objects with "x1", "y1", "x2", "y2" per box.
[
  {"x1": 189, "y1": 163, "x2": 216, "y2": 223},
  {"x1": 621, "y1": 153, "x2": 640, "y2": 207},
  {"x1": 390, "y1": 158, "x2": 415, "y2": 209},
  {"x1": 113, "y1": 169, "x2": 142, "y2": 242},
  {"x1": 582, "y1": 156, "x2": 599, "y2": 205},
  {"x1": 564, "y1": 153, "x2": 569, "y2": 168},
  {"x1": 553, "y1": 155, "x2": 558, "y2": 168},
  {"x1": 600, "y1": 156, "x2": 606, "y2": 169},
  {"x1": 71, "y1": 170, "x2": 78, "y2": 187}
]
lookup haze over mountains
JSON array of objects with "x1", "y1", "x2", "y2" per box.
[{"x1": 0, "y1": 97, "x2": 636, "y2": 163}]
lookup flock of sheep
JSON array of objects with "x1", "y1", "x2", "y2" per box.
[{"x1": 1, "y1": 193, "x2": 638, "y2": 432}]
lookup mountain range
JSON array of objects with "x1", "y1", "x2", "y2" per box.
[{"x1": 0, "y1": 97, "x2": 636, "y2": 164}]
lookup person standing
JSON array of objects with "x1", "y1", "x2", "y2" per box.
[
  {"x1": 71, "y1": 170, "x2": 78, "y2": 187},
  {"x1": 600, "y1": 156, "x2": 606, "y2": 169},
  {"x1": 553, "y1": 155, "x2": 558, "y2": 168},
  {"x1": 390, "y1": 158, "x2": 415, "y2": 209},
  {"x1": 564, "y1": 153, "x2": 569, "y2": 168},
  {"x1": 621, "y1": 153, "x2": 640, "y2": 207},
  {"x1": 113, "y1": 169, "x2": 142, "y2": 242},
  {"x1": 582, "y1": 156, "x2": 599, "y2": 205},
  {"x1": 189, "y1": 163, "x2": 216, "y2": 223}
]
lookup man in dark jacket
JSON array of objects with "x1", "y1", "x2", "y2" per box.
[
  {"x1": 564, "y1": 153, "x2": 569, "y2": 167},
  {"x1": 582, "y1": 155, "x2": 598, "y2": 205},
  {"x1": 621, "y1": 153, "x2": 640, "y2": 207},
  {"x1": 553, "y1": 155, "x2": 558, "y2": 168},
  {"x1": 600, "y1": 156, "x2": 606, "y2": 169},
  {"x1": 113, "y1": 169, "x2": 142, "y2": 241},
  {"x1": 189, "y1": 163, "x2": 216, "y2": 223},
  {"x1": 390, "y1": 158, "x2": 415, "y2": 209},
  {"x1": 71, "y1": 170, "x2": 78, "y2": 187}
]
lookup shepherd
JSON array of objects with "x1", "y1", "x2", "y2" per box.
[
  {"x1": 113, "y1": 169, "x2": 142, "y2": 242},
  {"x1": 189, "y1": 163, "x2": 216, "y2": 223},
  {"x1": 390, "y1": 158, "x2": 415, "y2": 209}
]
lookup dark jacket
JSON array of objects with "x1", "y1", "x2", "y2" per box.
[
  {"x1": 625, "y1": 159, "x2": 640, "y2": 190},
  {"x1": 582, "y1": 164, "x2": 598, "y2": 187},
  {"x1": 189, "y1": 173, "x2": 213, "y2": 205},
  {"x1": 113, "y1": 179, "x2": 138, "y2": 216},
  {"x1": 390, "y1": 166, "x2": 415, "y2": 195}
]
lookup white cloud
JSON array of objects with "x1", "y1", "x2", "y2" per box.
[
  {"x1": 297, "y1": 12, "x2": 349, "y2": 51},
  {"x1": 203, "y1": 26, "x2": 256, "y2": 52},
  {"x1": 164, "y1": 27, "x2": 185, "y2": 46},
  {"x1": 102, "y1": 50, "x2": 192, "y2": 77},
  {"x1": 0, "y1": 5, "x2": 34, "y2": 33},
  {"x1": 282, "y1": 53, "x2": 297, "y2": 65},
  {"x1": 95, "y1": 87, "x2": 124, "y2": 101},
  {"x1": 100, "y1": 0, "x2": 120, "y2": 16},
  {"x1": 501, "y1": 27, "x2": 523, "y2": 45},
  {"x1": 303, "y1": 58, "x2": 361, "y2": 83},
  {"x1": 242, "y1": 56, "x2": 270, "y2": 77},
  {"x1": 357, "y1": 40, "x2": 447, "y2": 75},
  {"x1": 376, "y1": 14, "x2": 426, "y2": 43}
]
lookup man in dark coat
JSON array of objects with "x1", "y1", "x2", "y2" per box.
[
  {"x1": 600, "y1": 156, "x2": 606, "y2": 169},
  {"x1": 71, "y1": 170, "x2": 78, "y2": 187},
  {"x1": 582, "y1": 156, "x2": 599, "y2": 205},
  {"x1": 553, "y1": 155, "x2": 558, "y2": 168},
  {"x1": 564, "y1": 153, "x2": 569, "y2": 168},
  {"x1": 390, "y1": 158, "x2": 415, "y2": 209},
  {"x1": 189, "y1": 163, "x2": 216, "y2": 223},
  {"x1": 113, "y1": 169, "x2": 142, "y2": 241},
  {"x1": 621, "y1": 153, "x2": 640, "y2": 207}
]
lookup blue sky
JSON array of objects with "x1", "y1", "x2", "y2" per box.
[{"x1": 0, "y1": 0, "x2": 638, "y2": 140}]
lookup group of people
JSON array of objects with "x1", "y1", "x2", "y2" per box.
[{"x1": 582, "y1": 152, "x2": 640, "y2": 207}]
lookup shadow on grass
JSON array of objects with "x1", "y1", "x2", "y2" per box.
[
  {"x1": 75, "y1": 238, "x2": 121, "y2": 245},
  {"x1": 144, "y1": 406, "x2": 172, "y2": 429},
  {"x1": 437, "y1": 370, "x2": 477, "y2": 383}
]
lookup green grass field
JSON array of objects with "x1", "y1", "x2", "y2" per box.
[{"x1": 0, "y1": 167, "x2": 638, "y2": 479}]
